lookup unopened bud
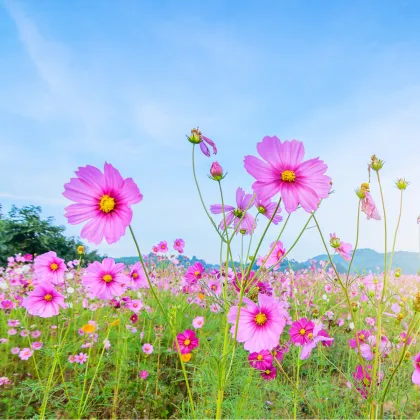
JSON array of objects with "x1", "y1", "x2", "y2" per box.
[
  {"x1": 209, "y1": 161, "x2": 224, "y2": 181},
  {"x1": 370, "y1": 155, "x2": 384, "y2": 171},
  {"x1": 395, "y1": 178, "x2": 409, "y2": 191}
]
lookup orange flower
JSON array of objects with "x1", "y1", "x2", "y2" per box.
[
  {"x1": 181, "y1": 353, "x2": 192, "y2": 362},
  {"x1": 82, "y1": 324, "x2": 95, "y2": 334},
  {"x1": 110, "y1": 319, "x2": 120, "y2": 327}
]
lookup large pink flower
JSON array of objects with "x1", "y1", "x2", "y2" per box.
[
  {"x1": 244, "y1": 136, "x2": 331, "y2": 213},
  {"x1": 22, "y1": 282, "x2": 66, "y2": 318},
  {"x1": 82, "y1": 258, "x2": 129, "y2": 300},
  {"x1": 63, "y1": 163, "x2": 143, "y2": 245},
  {"x1": 228, "y1": 294, "x2": 288, "y2": 352},
  {"x1": 412, "y1": 351, "x2": 420, "y2": 385},
  {"x1": 34, "y1": 251, "x2": 66, "y2": 285}
]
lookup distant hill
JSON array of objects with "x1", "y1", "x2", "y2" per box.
[{"x1": 115, "y1": 248, "x2": 420, "y2": 275}]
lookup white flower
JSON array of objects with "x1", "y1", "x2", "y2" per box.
[
  {"x1": 349, "y1": 322, "x2": 355, "y2": 330},
  {"x1": 67, "y1": 287, "x2": 75, "y2": 294}
]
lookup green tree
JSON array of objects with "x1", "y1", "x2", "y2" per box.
[{"x1": 0, "y1": 205, "x2": 102, "y2": 265}]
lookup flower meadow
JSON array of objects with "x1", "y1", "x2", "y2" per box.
[{"x1": 1, "y1": 131, "x2": 420, "y2": 420}]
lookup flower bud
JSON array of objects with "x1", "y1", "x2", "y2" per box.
[
  {"x1": 394, "y1": 268, "x2": 401, "y2": 278},
  {"x1": 330, "y1": 234, "x2": 341, "y2": 249},
  {"x1": 395, "y1": 178, "x2": 409, "y2": 191},
  {"x1": 77, "y1": 245, "x2": 85, "y2": 255},
  {"x1": 370, "y1": 155, "x2": 384, "y2": 171},
  {"x1": 210, "y1": 161, "x2": 224, "y2": 181},
  {"x1": 187, "y1": 127, "x2": 202, "y2": 144},
  {"x1": 413, "y1": 292, "x2": 420, "y2": 312},
  {"x1": 355, "y1": 187, "x2": 366, "y2": 199}
]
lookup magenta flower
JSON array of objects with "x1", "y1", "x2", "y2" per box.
[
  {"x1": 228, "y1": 294, "x2": 287, "y2": 352},
  {"x1": 330, "y1": 233, "x2": 352, "y2": 261},
  {"x1": 248, "y1": 349, "x2": 273, "y2": 370},
  {"x1": 184, "y1": 262, "x2": 205, "y2": 285},
  {"x1": 361, "y1": 192, "x2": 381, "y2": 220},
  {"x1": 34, "y1": 251, "x2": 66, "y2": 285},
  {"x1": 210, "y1": 187, "x2": 256, "y2": 235},
  {"x1": 173, "y1": 238, "x2": 185, "y2": 253},
  {"x1": 349, "y1": 330, "x2": 371, "y2": 350},
  {"x1": 158, "y1": 241, "x2": 169, "y2": 253},
  {"x1": 129, "y1": 262, "x2": 149, "y2": 290},
  {"x1": 263, "y1": 241, "x2": 286, "y2": 268},
  {"x1": 139, "y1": 370, "x2": 149, "y2": 380},
  {"x1": 127, "y1": 299, "x2": 143, "y2": 313},
  {"x1": 208, "y1": 280, "x2": 222, "y2": 296},
  {"x1": 244, "y1": 136, "x2": 331, "y2": 213},
  {"x1": 142, "y1": 343, "x2": 154, "y2": 355},
  {"x1": 22, "y1": 282, "x2": 66, "y2": 318},
  {"x1": 412, "y1": 351, "x2": 420, "y2": 385},
  {"x1": 255, "y1": 197, "x2": 283, "y2": 224},
  {"x1": 210, "y1": 161, "x2": 224, "y2": 180},
  {"x1": 82, "y1": 258, "x2": 129, "y2": 300},
  {"x1": 299, "y1": 323, "x2": 334, "y2": 359},
  {"x1": 188, "y1": 128, "x2": 217, "y2": 156},
  {"x1": 289, "y1": 318, "x2": 315, "y2": 346},
  {"x1": 75, "y1": 353, "x2": 88, "y2": 364},
  {"x1": 192, "y1": 316, "x2": 205, "y2": 329},
  {"x1": 174, "y1": 330, "x2": 199, "y2": 354},
  {"x1": 261, "y1": 366, "x2": 277, "y2": 381},
  {"x1": 19, "y1": 348, "x2": 33, "y2": 361},
  {"x1": 63, "y1": 163, "x2": 143, "y2": 245}
]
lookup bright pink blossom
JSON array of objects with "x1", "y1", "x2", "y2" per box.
[
  {"x1": 244, "y1": 136, "x2": 331, "y2": 213},
  {"x1": 412, "y1": 351, "x2": 420, "y2": 385},
  {"x1": 174, "y1": 330, "x2": 199, "y2": 354},
  {"x1": 248, "y1": 349, "x2": 273, "y2": 370},
  {"x1": 63, "y1": 163, "x2": 143, "y2": 245},
  {"x1": 34, "y1": 251, "x2": 66, "y2": 285},
  {"x1": 22, "y1": 282, "x2": 66, "y2": 318},
  {"x1": 228, "y1": 294, "x2": 287, "y2": 352}
]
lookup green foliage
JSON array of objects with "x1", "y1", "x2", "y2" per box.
[{"x1": 0, "y1": 205, "x2": 101, "y2": 264}]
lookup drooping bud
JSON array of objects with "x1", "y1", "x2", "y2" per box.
[
  {"x1": 188, "y1": 127, "x2": 202, "y2": 144},
  {"x1": 209, "y1": 161, "x2": 224, "y2": 181},
  {"x1": 395, "y1": 178, "x2": 409, "y2": 191},
  {"x1": 370, "y1": 155, "x2": 384, "y2": 171},
  {"x1": 329, "y1": 233, "x2": 341, "y2": 249}
]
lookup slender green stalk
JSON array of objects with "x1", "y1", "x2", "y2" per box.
[{"x1": 346, "y1": 199, "x2": 361, "y2": 284}]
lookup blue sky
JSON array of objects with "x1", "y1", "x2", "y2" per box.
[{"x1": 1, "y1": 0, "x2": 420, "y2": 263}]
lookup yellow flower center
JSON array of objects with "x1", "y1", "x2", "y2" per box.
[
  {"x1": 397, "y1": 313, "x2": 404, "y2": 321},
  {"x1": 132, "y1": 273, "x2": 139, "y2": 279},
  {"x1": 257, "y1": 354, "x2": 263, "y2": 361},
  {"x1": 359, "y1": 334, "x2": 365, "y2": 340},
  {"x1": 198, "y1": 293, "x2": 205, "y2": 300},
  {"x1": 308, "y1": 333, "x2": 313, "y2": 340},
  {"x1": 194, "y1": 271, "x2": 200, "y2": 277},
  {"x1": 184, "y1": 339, "x2": 191, "y2": 346},
  {"x1": 299, "y1": 328, "x2": 306, "y2": 335},
  {"x1": 44, "y1": 294, "x2": 53, "y2": 301},
  {"x1": 265, "y1": 369, "x2": 271, "y2": 374},
  {"x1": 281, "y1": 170, "x2": 296, "y2": 183},
  {"x1": 103, "y1": 274, "x2": 113, "y2": 283},
  {"x1": 50, "y1": 263, "x2": 58, "y2": 271},
  {"x1": 255, "y1": 312, "x2": 267, "y2": 326},
  {"x1": 99, "y1": 195, "x2": 116, "y2": 213},
  {"x1": 82, "y1": 324, "x2": 95, "y2": 333}
]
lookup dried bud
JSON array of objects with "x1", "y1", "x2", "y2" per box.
[
  {"x1": 188, "y1": 127, "x2": 202, "y2": 144},
  {"x1": 370, "y1": 155, "x2": 384, "y2": 171}
]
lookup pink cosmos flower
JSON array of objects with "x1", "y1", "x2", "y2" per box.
[
  {"x1": 22, "y1": 282, "x2": 66, "y2": 318},
  {"x1": 68, "y1": 355, "x2": 76, "y2": 363},
  {"x1": 210, "y1": 187, "x2": 256, "y2": 235},
  {"x1": 263, "y1": 241, "x2": 286, "y2": 268},
  {"x1": 173, "y1": 239, "x2": 185, "y2": 253},
  {"x1": 349, "y1": 330, "x2": 371, "y2": 350},
  {"x1": 261, "y1": 366, "x2": 277, "y2": 381},
  {"x1": 188, "y1": 128, "x2": 217, "y2": 156},
  {"x1": 228, "y1": 294, "x2": 287, "y2": 352},
  {"x1": 208, "y1": 280, "x2": 222, "y2": 296},
  {"x1": 32, "y1": 341, "x2": 43, "y2": 350},
  {"x1": 34, "y1": 251, "x2": 66, "y2": 285},
  {"x1": 0, "y1": 377, "x2": 12, "y2": 386},
  {"x1": 142, "y1": 343, "x2": 154, "y2": 354},
  {"x1": 75, "y1": 353, "x2": 88, "y2": 364},
  {"x1": 174, "y1": 330, "x2": 199, "y2": 354},
  {"x1": 192, "y1": 316, "x2": 205, "y2": 329},
  {"x1": 361, "y1": 192, "x2": 381, "y2": 220},
  {"x1": 289, "y1": 318, "x2": 315, "y2": 346},
  {"x1": 63, "y1": 163, "x2": 143, "y2": 245},
  {"x1": 82, "y1": 258, "x2": 129, "y2": 300},
  {"x1": 127, "y1": 299, "x2": 143, "y2": 313},
  {"x1": 360, "y1": 335, "x2": 391, "y2": 360},
  {"x1": 412, "y1": 351, "x2": 420, "y2": 385},
  {"x1": 248, "y1": 349, "x2": 273, "y2": 370},
  {"x1": 329, "y1": 233, "x2": 352, "y2": 261},
  {"x1": 244, "y1": 136, "x2": 331, "y2": 213},
  {"x1": 299, "y1": 322, "x2": 334, "y2": 359},
  {"x1": 11, "y1": 347, "x2": 20, "y2": 355},
  {"x1": 158, "y1": 241, "x2": 168, "y2": 253},
  {"x1": 255, "y1": 197, "x2": 283, "y2": 224},
  {"x1": 139, "y1": 370, "x2": 149, "y2": 380},
  {"x1": 184, "y1": 262, "x2": 205, "y2": 285},
  {"x1": 19, "y1": 348, "x2": 33, "y2": 360},
  {"x1": 129, "y1": 262, "x2": 149, "y2": 290},
  {"x1": 7, "y1": 320, "x2": 20, "y2": 327}
]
